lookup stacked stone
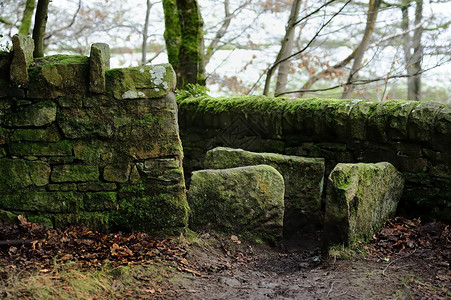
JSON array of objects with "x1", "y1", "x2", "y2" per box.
[
  {"x1": 178, "y1": 96, "x2": 451, "y2": 222},
  {"x1": 0, "y1": 35, "x2": 188, "y2": 234}
]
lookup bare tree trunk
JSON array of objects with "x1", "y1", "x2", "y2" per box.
[
  {"x1": 141, "y1": 0, "x2": 152, "y2": 65},
  {"x1": 274, "y1": 0, "x2": 303, "y2": 96},
  {"x1": 299, "y1": 49, "x2": 356, "y2": 96},
  {"x1": 205, "y1": 0, "x2": 231, "y2": 65},
  {"x1": 402, "y1": 0, "x2": 423, "y2": 101},
  {"x1": 32, "y1": 0, "x2": 50, "y2": 58},
  {"x1": 263, "y1": 0, "x2": 349, "y2": 96},
  {"x1": 342, "y1": 0, "x2": 382, "y2": 99},
  {"x1": 19, "y1": 0, "x2": 36, "y2": 35}
]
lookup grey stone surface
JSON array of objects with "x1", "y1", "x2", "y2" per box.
[
  {"x1": 188, "y1": 165, "x2": 285, "y2": 243},
  {"x1": 10, "y1": 34, "x2": 34, "y2": 85},
  {"x1": 89, "y1": 43, "x2": 110, "y2": 93},
  {"x1": 324, "y1": 162, "x2": 404, "y2": 246},
  {"x1": 204, "y1": 147, "x2": 325, "y2": 236}
]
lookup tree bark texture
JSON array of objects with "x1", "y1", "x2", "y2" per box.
[
  {"x1": 32, "y1": 0, "x2": 50, "y2": 58},
  {"x1": 141, "y1": 0, "x2": 152, "y2": 65},
  {"x1": 19, "y1": 0, "x2": 36, "y2": 36},
  {"x1": 163, "y1": 0, "x2": 181, "y2": 73},
  {"x1": 401, "y1": 0, "x2": 423, "y2": 101},
  {"x1": 176, "y1": 0, "x2": 205, "y2": 88},
  {"x1": 342, "y1": 0, "x2": 382, "y2": 99},
  {"x1": 163, "y1": 0, "x2": 205, "y2": 89},
  {"x1": 274, "y1": 0, "x2": 303, "y2": 96}
]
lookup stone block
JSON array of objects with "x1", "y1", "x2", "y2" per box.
[
  {"x1": 10, "y1": 126, "x2": 60, "y2": 142},
  {"x1": 84, "y1": 192, "x2": 117, "y2": 211},
  {"x1": 0, "y1": 192, "x2": 83, "y2": 212},
  {"x1": 2, "y1": 101, "x2": 57, "y2": 127},
  {"x1": 105, "y1": 64, "x2": 176, "y2": 99},
  {"x1": 434, "y1": 105, "x2": 451, "y2": 151},
  {"x1": 8, "y1": 141, "x2": 72, "y2": 156},
  {"x1": 10, "y1": 34, "x2": 34, "y2": 85},
  {"x1": 103, "y1": 165, "x2": 132, "y2": 183},
  {"x1": 27, "y1": 55, "x2": 89, "y2": 98},
  {"x1": 348, "y1": 100, "x2": 378, "y2": 140},
  {"x1": 89, "y1": 43, "x2": 110, "y2": 93},
  {"x1": 77, "y1": 182, "x2": 117, "y2": 192},
  {"x1": 204, "y1": 147, "x2": 325, "y2": 237},
  {"x1": 188, "y1": 165, "x2": 285, "y2": 243},
  {"x1": 0, "y1": 158, "x2": 50, "y2": 189},
  {"x1": 324, "y1": 162, "x2": 404, "y2": 246},
  {"x1": 58, "y1": 107, "x2": 114, "y2": 139},
  {"x1": 407, "y1": 101, "x2": 444, "y2": 142},
  {"x1": 51, "y1": 165, "x2": 99, "y2": 182}
]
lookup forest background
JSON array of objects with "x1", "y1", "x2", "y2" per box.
[{"x1": 0, "y1": 0, "x2": 450, "y2": 103}]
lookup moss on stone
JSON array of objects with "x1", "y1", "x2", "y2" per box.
[
  {"x1": 31, "y1": 54, "x2": 89, "y2": 69},
  {"x1": 84, "y1": 192, "x2": 117, "y2": 211},
  {"x1": 105, "y1": 64, "x2": 176, "y2": 99},
  {"x1": 110, "y1": 190, "x2": 189, "y2": 233},
  {"x1": 51, "y1": 165, "x2": 99, "y2": 183},
  {"x1": 8, "y1": 140, "x2": 72, "y2": 156},
  {"x1": 324, "y1": 162, "x2": 405, "y2": 246},
  {"x1": 0, "y1": 192, "x2": 83, "y2": 213},
  {"x1": 0, "y1": 209, "x2": 18, "y2": 223},
  {"x1": 27, "y1": 215, "x2": 53, "y2": 228}
]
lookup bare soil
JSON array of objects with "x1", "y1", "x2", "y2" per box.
[
  {"x1": 161, "y1": 227, "x2": 450, "y2": 300},
  {"x1": 0, "y1": 217, "x2": 449, "y2": 299}
]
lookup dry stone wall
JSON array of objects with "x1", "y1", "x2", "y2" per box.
[
  {"x1": 177, "y1": 96, "x2": 451, "y2": 222},
  {"x1": 0, "y1": 36, "x2": 189, "y2": 234}
]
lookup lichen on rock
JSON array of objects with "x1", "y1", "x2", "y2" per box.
[{"x1": 188, "y1": 164, "x2": 285, "y2": 243}]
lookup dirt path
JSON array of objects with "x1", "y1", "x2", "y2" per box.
[{"x1": 163, "y1": 226, "x2": 450, "y2": 300}]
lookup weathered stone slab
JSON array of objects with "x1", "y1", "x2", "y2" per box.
[
  {"x1": 188, "y1": 165, "x2": 285, "y2": 243},
  {"x1": 27, "y1": 55, "x2": 89, "y2": 98},
  {"x1": 0, "y1": 158, "x2": 50, "y2": 189},
  {"x1": 0, "y1": 192, "x2": 83, "y2": 213},
  {"x1": 2, "y1": 101, "x2": 57, "y2": 127},
  {"x1": 407, "y1": 101, "x2": 444, "y2": 142},
  {"x1": 10, "y1": 126, "x2": 60, "y2": 142},
  {"x1": 324, "y1": 162, "x2": 404, "y2": 246},
  {"x1": 105, "y1": 64, "x2": 176, "y2": 99},
  {"x1": 204, "y1": 147, "x2": 325, "y2": 237},
  {"x1": 8, "y1": 141, "x2": 72, "y2": 156},
  {"x1": 51, "y1": 165, "x2": 99, "y2": 182},
  {"x1": 10, "y1": 34, "x2": 34, "y2": 85},
  {"x1": 103, "y1": 165, "x2": 132, "y2": 183},
  {"x1": 84, "y1": 192, "x2": 116, "y2": 211},
  {"x1": 89, "y1": 43, "x2": 110, "y2": 93}
]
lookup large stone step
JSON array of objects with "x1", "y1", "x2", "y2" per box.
[
  {"x1": 188, "y1": 165, "x2": 285, "y2": 243},
  {"x1": 324, "y1": 162, "x2": 404, "y2": 246},
  {"x1": 204, "y1": 147, "x2": 325, "y2": 237}
]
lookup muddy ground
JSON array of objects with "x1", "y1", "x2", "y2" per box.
[
  {"x1": 161, "y1": 227, "x2": 450, "y2": 300},
  {"x1": 0, "y1": 217, "x2": 449, "y2": 299}
]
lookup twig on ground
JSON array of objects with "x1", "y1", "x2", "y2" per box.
[{"x1": 382, "y1": 250, "x2": 416, "y2": 276}]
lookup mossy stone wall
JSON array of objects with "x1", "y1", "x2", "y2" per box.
[
  {"x1": 178, "y1": 96, "x2": 451, "y2": 222},
  {"x1": 0, "y1": 42, "x2": 189, "y2": 234}
]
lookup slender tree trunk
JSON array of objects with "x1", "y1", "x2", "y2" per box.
[
  {"x1": 176, "y1": 0, "x2": 205, "y2": 88},
  {"x1": 204, "y1": 0, "x2": 231, "y2": 65},
  {"x1": 32, "y1": 0, "x2": 50, "y2": 58},
  {"x1": 299, "y1": 49, "x2": 357, "y2": 96},
  {"x1": 402, "y1": 0, "x2": 423, "y2": 100},
  {"x1": 342, "y1": 0, "x2": 382, "y2": 99},
  {"x1": 274, "y1": 0, "x2": 303, "y2": 96},
  {"x1": 19, "y1": 0, "x2": 36, "y2": 35},
  {"x1": 141, "y1": 0, "x2": 152, "y2": 65}
]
